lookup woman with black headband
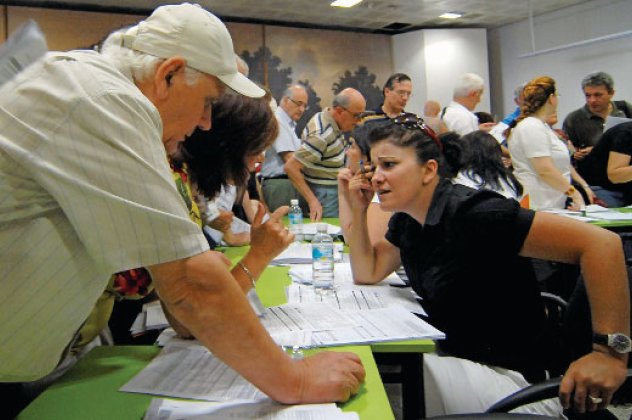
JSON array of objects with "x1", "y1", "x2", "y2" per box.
[
  {"x1": 341, "y1": 113, "x2": 629, "y2": 417},
  {"x1": 507, "y1": 76, "x2": 594, "y2": 210}
]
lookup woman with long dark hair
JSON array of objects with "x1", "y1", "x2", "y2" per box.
[
  {"x1": 443, "y1": 130, "x2": 523, "y2": 200},
  {"x1": 179, "y1": 94, "x2": 278, "y2": 245}
]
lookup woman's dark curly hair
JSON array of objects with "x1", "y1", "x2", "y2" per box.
[{"x1": 179, "y1": 94, "x2": 278, "y2": 199}]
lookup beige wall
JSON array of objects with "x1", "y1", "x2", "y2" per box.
[
  {"x1": 3, "y1": 6, "x2": 393, "y2": 110},
  {"x1": 265, "y1": 25, "x2": 391, "y2": 107},
  {"x1": 1, "y1": 6, "x2": 6, "y2": 43},
  {"x1": 6, "y1": 6, "x2": 143, "y2": 51}
]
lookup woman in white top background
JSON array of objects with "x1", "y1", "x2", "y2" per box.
[{"x1": 507, "y1": 76, "x2": 593, "y2": 210}]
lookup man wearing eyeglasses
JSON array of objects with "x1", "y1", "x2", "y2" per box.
[
  {"x1": 260, "y1": 84, "x2": 309, "y2": 212},
  {"x1": 374, "y1": 73, "x2": 412, "y2": 118},
  {"x1": 285, "y1": 88, "x2": 366, "y2": 221}
]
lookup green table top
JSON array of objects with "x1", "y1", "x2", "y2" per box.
[
  {"x1": 587, "y1": 207, "x2": 632, "y2": 230},
  {"x1": 19, "y1": 345, "x2": 394, "y2": 420}
]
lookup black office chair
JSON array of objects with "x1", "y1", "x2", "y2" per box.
[
  {"x1": 426, "y1": 370, "x2": 631, "y2": 419},
  {"x1": 488, "y1": 369, "x2": 632, "y2": 419}
]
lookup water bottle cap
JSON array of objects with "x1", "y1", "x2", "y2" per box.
[
  {"x1": 290, "y1": 199, "x2": 299, "y2": 205},
  {"x1": 317, "y1": 223, "x2": 328, "y2": 233}
]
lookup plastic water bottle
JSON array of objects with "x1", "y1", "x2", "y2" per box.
[
  {"x1": 312, "y1": 223, "x2": 334, "y2": 294},
  {"x1": 288, "y1": 199, "x2": 303, "y2": 241}
]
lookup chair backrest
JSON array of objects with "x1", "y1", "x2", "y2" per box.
[{"x1": 486, "y1": 369, "x2": 632, "y2": 413}]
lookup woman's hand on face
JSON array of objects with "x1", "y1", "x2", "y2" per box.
[{"x1": 347, "y1": 167, "x2": 375, "y2": 210}]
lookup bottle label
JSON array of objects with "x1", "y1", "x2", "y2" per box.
[
  {"x1": 289, "y1": 213, "x2": 303, "y2": 225},
  {"x1": 312, "y1": 245, "x2": 334, "y2": 261}
]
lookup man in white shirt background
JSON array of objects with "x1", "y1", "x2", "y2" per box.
[
  {"x1": 260, "y1": 84, "x2": 310, "y2": 212},
  {"x1": 442, "y1": 72, "x2": 495, "y2": 136}
]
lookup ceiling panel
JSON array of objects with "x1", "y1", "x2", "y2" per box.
[{"x1": 7, "y1": 0, "x2": 592, "y2": 33}]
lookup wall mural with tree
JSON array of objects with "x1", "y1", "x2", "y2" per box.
[{"x1": 3, "y1": 7, "x2": 394, "y2": 132}]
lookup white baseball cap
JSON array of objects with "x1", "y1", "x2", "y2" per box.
[{"x1": 121, "y1": 3, "x2": 263, "y2": 98}]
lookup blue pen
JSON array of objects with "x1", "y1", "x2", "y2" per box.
[{"x1": 359, "y1": 159, "x2": 366, "y2": 175}]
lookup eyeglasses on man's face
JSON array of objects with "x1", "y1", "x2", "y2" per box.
[
  {"x1": 288, "y1": 97, "x2": 310, "y2": 111},
  {"x1": 339, "y1": 105, "x2": 364, "y2": 120},
  {"x1": 392, "y1": 113, "x2": 442, "y2": 151}
]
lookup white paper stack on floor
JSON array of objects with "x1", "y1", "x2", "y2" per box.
[{"x1": 144, "y1": 399, "x2": 358, "y2": 420}]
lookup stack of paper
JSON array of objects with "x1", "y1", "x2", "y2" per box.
[
  {"x1": 288, "y1": 262, "x2": 408, "y2": 287},
  {"x1": 121, "y1": 339, "x2": 268, "y2": 402},
  {"x1": 286, "y1": 283, "x2": 424, "y2": 315},
  {"x1": 300, "y1": 223, "x2": 342, "y2": 240},
  {"x1": 261, "y1": 304, "x2": 443, "y2": 348},
  {"x1": 144, "y1": 399, "x2": 358, "y2": 419},
  {"x1": 271, "y1": 242, "x2": 343, "y2": 265}
]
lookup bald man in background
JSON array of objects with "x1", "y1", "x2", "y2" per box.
[{"x1": 285, "y1": 88, "x2": 366, "y2": 220}]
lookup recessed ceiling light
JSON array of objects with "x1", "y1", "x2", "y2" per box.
[
  {"x1": 331, "y1": 0, "x2": 363, "y2": 8},
  {"x1": 439, "y1": 12, "x2": 463, "y2": 19}
]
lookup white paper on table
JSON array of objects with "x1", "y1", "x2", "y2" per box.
[
  {"x1": 260, "y1": 303, "x2": 358, "y2": 337},
  {"x1": 584, "y1": 204, "x2": 609, "y2": 213},
  {"x1": 311, "y1": 306, "x2": 444, "y2": 347},
  {"x1": 271, "y1": 242, "x2": 342, "y2": 265},
  {"x1": 269, "y1": 330, "x2": 313, "y2": 348},
  {"x1": 121, "y1": 339, "x2": 267, "y2": 402},
  {"x1": 538, "y1": 209, "x2": 597, "y2": 222},
  {"x1": 288, "y1": 262, "x2": 403, "y2": 287},
  {"x1": 286, "y1": 283, "x2": 425, "y2": 316},
  {"x1": 584, "y1": 210, "x2": 632, "y2": 221},
  {"x1": 287, "y1": 263, "x2": 423, "y2": 313},
  {"x1": 144, "y1": 398, "x2": 358, "y2": 420},
  {"x1": 300, "y1": 223, "x2": 342, "y2": 237}
]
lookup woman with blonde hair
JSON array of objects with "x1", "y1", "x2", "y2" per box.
[{"x1": 507, "y1": 76, "x2": 594, "y2": 210}]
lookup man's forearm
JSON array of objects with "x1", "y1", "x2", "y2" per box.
[
  {"x1": 149, "y1": 251, "x2": 303, "y2": 402},
  {"x1": 286, "y1": 165, "x2": 318, "y2": 205}
]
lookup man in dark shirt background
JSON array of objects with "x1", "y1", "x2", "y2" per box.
[{"x1": 563, "y1": 71, "x2": 632, "y2": 177}]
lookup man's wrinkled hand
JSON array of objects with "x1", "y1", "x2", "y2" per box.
[{"x1": 295, "y1": 351, "x2": 365, "y2": 403}]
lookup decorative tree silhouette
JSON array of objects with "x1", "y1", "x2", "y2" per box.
[
  {"x1": 240, "y1": 47, "x2": 292, "y2": 101},
  {"x1": 332, "y1": 66, "x2": 383, "y2": 111},
  {"x1": 295, "y1": 79, "x2": 322, "y2": 137}
]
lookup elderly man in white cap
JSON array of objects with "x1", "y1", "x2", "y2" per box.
[{"x1": 0, "y1": 3, "x2": 364, "y2": 416}]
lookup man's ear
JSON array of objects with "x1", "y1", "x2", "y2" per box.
[{"x1": 154, "y1": 56, "x2": 187, "y2": 100}]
